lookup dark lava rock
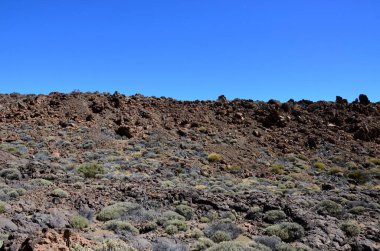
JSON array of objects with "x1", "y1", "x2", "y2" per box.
[
  {"x1": 115, "y1": 125, "x2": 134, "y2": 138},
  {"x1": 336, "y1": 96, "x2": 348, "y2": 104},
  {"x1": 90, "y1": 101, "x2": 105, "y2": 113},
  {"x1": 321, "y1": 183, "x2": 335, "y2": 191},
  {"x1": 359, "y1": 94, "x2": 370, "y2": 105}
]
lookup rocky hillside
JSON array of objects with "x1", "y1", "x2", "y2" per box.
[{"x1": 0, "y1": 92, "x2": 379, "y2": 251}]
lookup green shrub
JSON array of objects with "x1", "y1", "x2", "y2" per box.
[
  {"x1": 249, "y1": 242, "x2": 272, "y2": 251},
  {"x1": 206, "y1": 241, "x2": 252, "y2": 251},
  {"x1": 70, "y1": 240, "x2": 137, "y2": 251},
  {"x1": 7, "y1": 190, "x2": 19, "y2": 198},
  {"x1": 51, "y1": 188, "x2": 69, "y2": 198},
  {"x1": 200, "y1": 216, "x2": 211, "y2": 223},
  {"x1": 221, "y1": 211, "x2": 237, "y2": 222},
  {"x1": 204, "y1": 221, "x2": 242, "y2": 240},
  {"x1": 207, "y1": 211, "x2": 219, "y2": 221},
  {"x1": 164, "y1": 219, "x2": 188, "y2": 231},
  {"x1": 193, "y1": 238, "x2": 214, "y2": 251},
  {"x1": 191, "y1": 228, "x2": 204, "y2": 239},
  {"x1": 347, "y1": 171, "x2": 370, "y2": 184},
  {"x1": 175, "y1": 204, "x2": 193, "y2": 220},
  {"x1": 70, "y1": 215, "x2": 89, "y2": 229},
  {"x1": 70, "y1": 243, "x2": 93, "y2": 251},
  {"x1": 265, "y1": 222, "x2": 304, "y2": 242},
  {"x1": 340, "y1": 221, "x2": 360, "y2": 238},
  {"x1": 165, "y1": 225, "x2": 178, "y2": 235},
  {"x1": 271, "y1": 164, "x2": 285, "y2": 174},
  {"x1": 104, "y1": 220, "x2": 139, "y2": 235},
  {"x1": 226, "y1": 165, "x2": 241, "y2": 174},
  {"x1": 316, "y1": 200, "x2": 343, "y2": 217},
  {"x1": 211, "y1": 231, "x2": 231, "y2": 243},
  {"x1": 142, "y1": 221, "x2": 157, "y2": 232},
  {"x1": 95, "y1": 239, "x2": 137, "y2": 251},
  {"x1": 0, "y1": 168, "x2": 21, "y2": 180},
  {"x1": 5, "y1": 147, "x2": 20, "y2": 155},
  {"x1": 263, "y1": 210, "x2": 287, "y2": 223},
  {"x1": 77, "y1": 163, "x2": 105, "y2": 178},
  {"x1": 314, "y1": 162, "x2": 325, "y2": 170},
  {"x1": 348, "y1": 206, "x2": 367, "y2": 215},
  {"x1": 31, "y1": 178, "x2": 53, "y2": 186},
  {"x1": 278, "y1": 181, "x2": 295, "y2": 190},
  {"x1": 208, "y1": 153, "x2": 221, "y2": 162},
  {"x1": 254, "y1": 235, "x2": 281, "y2": 250},
  {"x1": 158, "y1": 210, "x2": 186, "y2": 225},
  {"x1": 16, "y1": 188, "x2": 26, "y2": 196},
  {"x1": 245, "y1": 206, "x2": 262, "y2": 220},
  {"x1": 73, "y1": 182, "x2": 83, "y2": 189},
  {"x1": 97, "y1": 202, "x2": 141, "y2": 221},
  {"x1": 369, "y1": 158, "x2": 380, "y2": 165},
  {"x1": 0, "y1": 202, "x2": 6, "y2": 214},
  {"x1": 276, "y1": 243, "x2": 313, "y2": 251},
  {"x1": 329, "y1": 167, "x2": 344, "y2": 175},
  {"x1": 370, "y1": 167, "x2": 380, "y2": 179}
]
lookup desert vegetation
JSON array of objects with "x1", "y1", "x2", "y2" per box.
[{"x1": 0, "y1": 93, "x2": 378, "y2": 250}]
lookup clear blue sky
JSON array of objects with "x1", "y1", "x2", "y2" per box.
[{"x1": 0, "y1": 0, "x2": 379, "y2": 101}]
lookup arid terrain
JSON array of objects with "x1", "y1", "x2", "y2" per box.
[{"x1": 0, "y1": 92, "x2": 379, "y2": 251}]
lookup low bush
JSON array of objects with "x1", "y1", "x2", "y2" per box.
[
  {"x1": 263, "y1": 210, "x2": 287, "y2": 223},
  {"x1": 164, "y1": 219, "x2": 188, "y2": 231},
  {"x1": 208, "y1": 153, "x2": 221, "y2": 162},
  {"x1": 255, "y1": 235, "x2": 282, "y2": 250},
  {"x1": 141, "y1": 221, "x2": 157, "y2": 233},
  {"x1": 72, "y1": 240, "x2": 137, "y2": 251},
  {"x1": 245, "y1": 206, "x2": 262, "y2": 220},
  {"x1": 51, "y1": 188, "x2": 69, "y2": 198},
  {"x1": 165, "y1": 225, "x2": 178, "y2": 235},
  {"x1": 271, "y1": 164, "x2": 285, "y2": 174},
  {"x1": 175, "y1": 204, "x2": 193, "y2": 220},
  {"x1": 348, "y1": 206, "x2": 367, "y2": 215},
  {"x1": 204, "y1": 221, "x2": 242, "y2": 240},
  {"x1": 95, "y1": 239, "x2": 137, "y2": 251},
  {"x1": 158, "y1": 210, "x2": 186, "y2": 225},
  {"x1": 276, "y1": 242, "x2": 313, "y2": 251},
  {"x1": 347, "y1": 171, "x2": 370, "y2": 184},
  {"x1": 152, "y1": 239, "x2": 188, "y2": 251},
  {"x1": 31, "y1": 178, "x2": 53, "y2": 186},
  {"x1": 190, "y1": 228, "x2": 204, "y2": 239},
  {"x1": 205, "y1": 241, "x2": 270, "y2": 251},
  {"x1": 206, "y1": 241, "x2": 247, "y2": 251},
  {"x1": 316, "y1": 200, "x2": 343, "y2": 217},
  {"x1": 369, "y1": 158, "x2": 380, "y2": 165},
  {"x1": 193, "y1": 238, "x2": 214, "y2": 251},
  {"x1": 314, "y1": 162, "x2": 326, "y2": 170},
  {"x1": 0, "y1": 202, "x2": 6, "y2": 214},
  {"x1": 0, "y1": 168, "x2": 21, "y2": 180},
  {"x1": 226, "y1": 165, "x2": 241, "y2": 174},
  {"x1": 265, "y1": 222, "x2": 304, "y2": 242},
  {"x1": 211, "y1": 231, "x2": 231, "y2": 243},
  {"x1": 97, "y1": 202, "x2": 141, "y2": 221},
  {"x1": 340, "y1": 221, "x2": 360, "y2": 238},
  {"x1": 77, "y1": 163, "x2": 105, "y2": 178},
  {"x1": 329, "y1": 167, "x2": 344, "y2": 175},
  {"x1": 104, "y1": 220, "x2": 139, "y2": 235},
  {"x1": 70, "y1": 215, "x2": 89, "y2": 229},
  {"x1": 221, "y1": 211, "x2": 237, "y2": 222},
  {"x1": 249, "y1": 242, "x2": 272, "y2": 251},
  {"x1": 200, "y1": 216, "x2": 211, "y2": 223}
]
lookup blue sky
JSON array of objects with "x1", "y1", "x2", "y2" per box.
[{"x1": 0, "y1": 0, "x2": 379, "y2": 101}]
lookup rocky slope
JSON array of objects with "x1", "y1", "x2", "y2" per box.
[{"x1": 0, "y1": 92, "x2": 379, "y2": 251}]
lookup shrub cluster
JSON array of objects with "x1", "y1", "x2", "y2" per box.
[{"x1": 77, "y1": 163, "x2": 105, "y2": 178}]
